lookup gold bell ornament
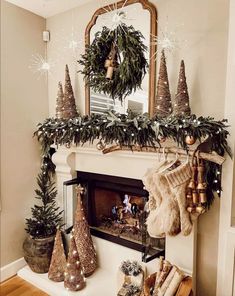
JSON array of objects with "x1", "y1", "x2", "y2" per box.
[
  {"x1": 186, "y1": 190, "x2": 194, "y2": 213},
  {"x1": 197, "y1": 159, "x2": 207, "y2": 204},
  {"x1": 104, "y1": 43, "x2": 118, "y2": 80},
  {"x1": 188, "y1": 157, "x2": 197, "y2": 190},
  {"x1": 187, "y1": 157, "x2": 197, "y2": 213},
  {"x1": 196, "y1": 204, "x2": 206, "y2": 215}
]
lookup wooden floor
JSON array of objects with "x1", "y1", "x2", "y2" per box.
[{"x1": 0, "y1": 276, "x2": 48, "y2": 296}]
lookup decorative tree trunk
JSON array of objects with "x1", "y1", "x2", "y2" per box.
[
  {"x1": 62, "y1": 64, "x2": 78, "y2": 119},
  {"x1": 155, "y1": 50, "x2": 172, "y2": 118},
  {"x1": 64, "y1": 236, "x2": 85, "y2": 291},
  {"x1": 73, "y1": 185, "x2": 98, "y2": 277},
  {"x1": 173, "y1": 60, "x2": 191, "y2": 116},
  {"x1": 55, "y1": 82, "x2": 64, "y2": 119},
  {"x1": 48, "y1": 229, "x2": 66, "y2": 282}
]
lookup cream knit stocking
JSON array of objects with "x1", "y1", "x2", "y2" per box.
[
  {"x1": 165, "y1": 162, "x2": 193, "y2": 236},
  {"x1": 142, "y1": 160, "x2": 167, "y2": 211},
  {"x1": 145, "y1": 161, "x2": 181, "y2": 237}
]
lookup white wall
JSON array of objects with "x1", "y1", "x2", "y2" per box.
[
  {"x1": 46, "y1": 1, "x2": 229, "y2": 294},
  {"x1": 216, "y1": 0, "x2": 235, "y2": 294},
  {"x1": 0, "y1": 1, "x2": 48, "y2": 269}
]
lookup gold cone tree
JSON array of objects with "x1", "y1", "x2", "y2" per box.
[
  {"x1": 64, "y1": 236, "x2": 85, "y2": 291},
  {"x1": 62, "y1": 64, "x2": 78, "y2": 119},
  {"x1": 55, "y1": 82, "x2": 64, "y2": 119},
  {"x1": 173, "y1": 60, "x2": 191, "y2": 116},
  {"x1": 73, "y1": 185, "x2": 97, "y2": 277},
  {"x1": 48, "y1": 229, "x2": 67, "y2": 282},
  {"x1": 155, "y1": 50, "x2": 172, "y2": 118}
]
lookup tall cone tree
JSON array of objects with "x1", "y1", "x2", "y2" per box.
[
  {"x1": 73, "y1": 185, "x2": 97, "y2": 277},
  {"x1": 62, "y1": 64, "x2": 78, "y2": 119},
  {"x1": 155, "y1": 50, "x2": 172, "y2": 118},
  {"x1": 48, "y1": 229, "x2": 66, "y2": 282},
  {"x1": 55, "y1": 81, "x2": 64, "y2": 119},
  {"x1": 173, "y1": 60, "x2": 191, "y2": 116},
  {"x1": 64, "y1": 236, "x2": 85, "y2": 291}
]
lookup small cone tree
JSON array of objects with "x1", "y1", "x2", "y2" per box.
[
  {"x1": 155, "y1": 50, "x2": 172, "y2": 118},
  {"x1": 48, "y1": 229, "x2": 67, "y2": 282},
  {"x1": 173, "y1": 60, "x2": 191, "y2": 116},
  {"x1": 62, "y1": 64, "x2": 78, "y2": 119},
  {"x1": 25, "y1": 171, "x2": 63, "y2": 239},
  {"x1": 64, "y1": 236, "x2": 85, "y2": 291},
  {"x1": 55, "y1": 82, "x2": 64, "y2": 119},
  {"x1": 73, "y1": 185, "x2": 97, "y2": 277}
]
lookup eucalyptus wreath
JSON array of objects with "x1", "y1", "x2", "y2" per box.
[{"x1": 78, "y1": 24, "x2": 148, "y2": 102}]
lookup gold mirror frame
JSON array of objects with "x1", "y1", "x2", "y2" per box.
[{"x1": 85, "y1": 0, "x2": 157, "y2": 117}]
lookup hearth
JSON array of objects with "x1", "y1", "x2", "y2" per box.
[{"x1": 63, "y1": 171, "x2": 165, "y2": 262}]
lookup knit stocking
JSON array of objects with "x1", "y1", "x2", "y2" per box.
[
  {"x1": 165, "y1": 162, "x2": 193, "y2": 236},
  {"x1": 154, "y1": 172, "x2": 181, "y2": 236},
  {"x1": 142, "y1": 160, "x2": 167, "y2": 210},
  {"x1": 146, "y1": 161, "x2": 181, "y2": 237}
]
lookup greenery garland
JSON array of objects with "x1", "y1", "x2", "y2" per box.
[
  {"x1": 35, "y1": 111, "x2": 231, "y2": 207},
  {"x1": 78, "y1": 25, "x2": 148, "y2": 102}
]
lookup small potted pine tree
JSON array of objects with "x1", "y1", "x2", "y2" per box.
[{"x1": 23, "y1": 164, "x2": 63, "y2": 273}]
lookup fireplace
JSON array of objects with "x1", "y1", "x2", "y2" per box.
[{"x1": 63, "y1": 171, "x2": 165, "y2": 262}]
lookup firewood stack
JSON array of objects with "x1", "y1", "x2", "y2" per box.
[{"x1": 141, "y1": 258, "x2": 192, "y2": 296}]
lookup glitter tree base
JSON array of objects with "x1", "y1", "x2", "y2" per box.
[
  {"x1": 48, "y1": 229, "x2": 66, "y2": 282},
  {"x1": 64, "y1": 236, "x2": 86, "y2": 292},
  {"x1": 73, "y1": 185, "x2": 98, "y2": 277}
]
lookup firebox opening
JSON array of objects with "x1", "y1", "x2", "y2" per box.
[{"x1": 64, "y1": 171, "x2": 165, "y2": 262}]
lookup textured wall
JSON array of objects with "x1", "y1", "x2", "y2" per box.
[{"x1": 1, "y1": 1, "x2": 48, "y2": 267}]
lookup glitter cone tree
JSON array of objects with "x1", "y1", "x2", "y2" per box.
[
  {"x1": 48, "y1": 229, "x2": 66, "y2": 282},
  {"x1": 73, "y1": 185, "x2": 97, "y2": 277},
  {"x1": 173, "y1": 60, "x2": 191, "y2": 116},
  {"x1": 64, "y1": 236, "x2": 85, "y2": 291},
  {"x1": 62, "y1": 64, "x2": 78, "y2": 119},
  {"x1": 55, "y1": 82, "x2": 64, "y2": 119},
  {"x1": 155, "y1": 50, "x2": 172, "y2": 118}
]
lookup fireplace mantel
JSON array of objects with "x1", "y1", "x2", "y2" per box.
[{"x1": 52, "y1": 144, "x2": 196, "y2": 288}]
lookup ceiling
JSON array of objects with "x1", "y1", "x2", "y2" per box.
[{"x1": 6, "y1": 0, "x2": 94, "y2": 18}]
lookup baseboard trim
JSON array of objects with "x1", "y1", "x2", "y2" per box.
[{"x1": 0, "y1": 257, "x2": 26, "y2": 282}]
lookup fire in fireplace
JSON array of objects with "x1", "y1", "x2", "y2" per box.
[{"x1": 63, "y1": 172, "x2": 165, "y2": 262}]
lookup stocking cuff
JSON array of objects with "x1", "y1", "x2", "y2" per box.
[{"x1": 165, "y1": 162, "x2": 191, "y2": 188}]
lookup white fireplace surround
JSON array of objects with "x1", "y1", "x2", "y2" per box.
[
  {"x1": 53, "y1": 145, "x2": 196, "y2": 274},
  {"x1": 18, "y1": 143, "x2": 196, "y2": 295}
]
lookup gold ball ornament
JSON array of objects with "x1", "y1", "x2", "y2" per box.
[{"x1": 185, "y1": 135, "x2": 196, "y2": 145}]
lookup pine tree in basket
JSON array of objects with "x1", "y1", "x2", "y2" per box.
[{"x1": 25, "y1": 171, "x2": 63, "y2": 239}]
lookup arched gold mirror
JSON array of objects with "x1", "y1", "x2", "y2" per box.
[{"x1": 84, "y1": 0, "x2": 157, "y2": 116}]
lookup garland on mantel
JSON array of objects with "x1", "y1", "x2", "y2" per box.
[{"x1": 35, "y1": 111, "x2": 231, "y2": 206}]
